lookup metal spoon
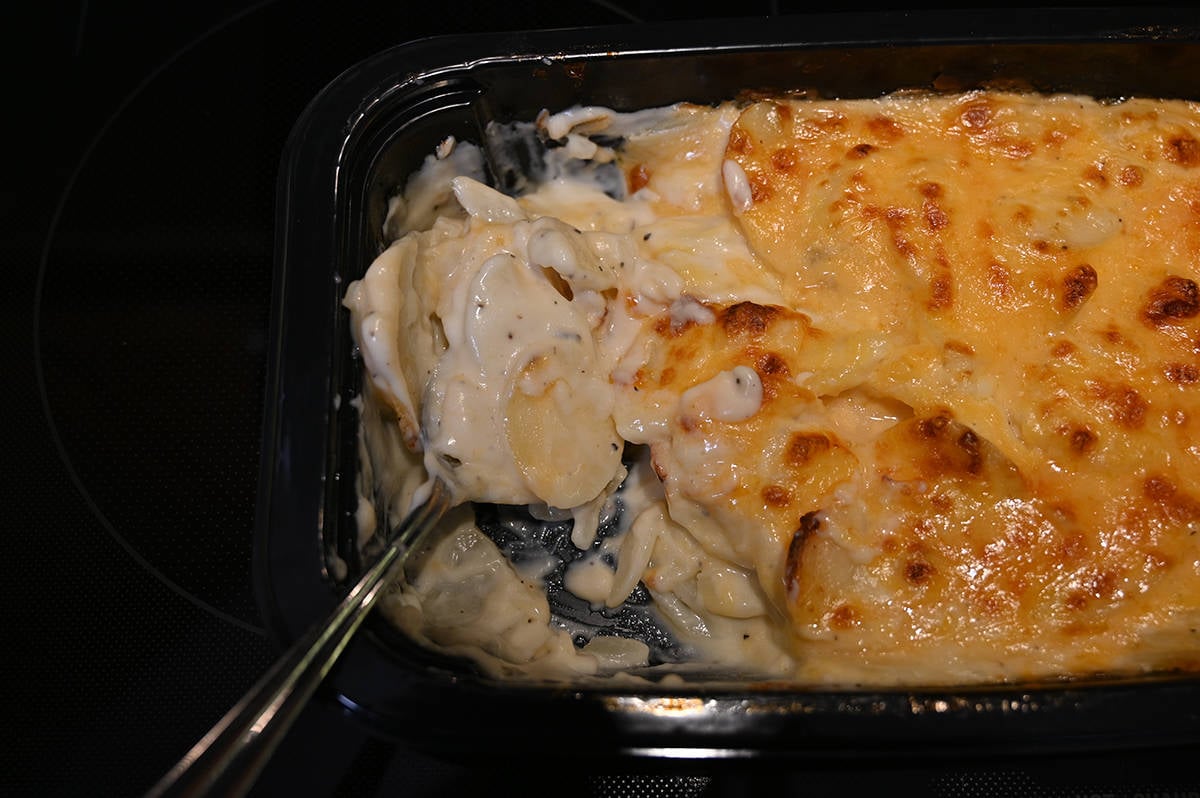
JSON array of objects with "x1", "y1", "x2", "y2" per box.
[{"x1": 146, "y1": 480, "x2": 451, "y2": 798}]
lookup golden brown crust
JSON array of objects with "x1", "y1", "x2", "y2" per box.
[{"x1": 631, "y1": 91, "x2": 1200, "y2": 681}]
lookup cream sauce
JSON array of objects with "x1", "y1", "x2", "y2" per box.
[
  {"x1": 345, "y1": 95, "x2": 1200, "y2": 685},
  {"x1": 345, "y1": 101, "x2": 805, "y2": 678}
]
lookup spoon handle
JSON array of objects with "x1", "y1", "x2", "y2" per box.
[{"x1": 146, "y1": 482, "x2": 449, "y2": 798}]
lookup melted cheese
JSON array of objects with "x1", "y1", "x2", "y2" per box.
[
  {"x1": 347, "y1": 91, "x2": 1200, "y2": 685},
  {"x1": 722, "y1": 93, "x2": 1200, "y2": 681}
]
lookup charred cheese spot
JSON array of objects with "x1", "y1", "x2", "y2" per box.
[
  {"x1": 1082, "y1": 162, "x2": 1107, "y2": 185},
  {"x1": 989, "y1": 262, "x2": 1015, "y2": 302},
  {"x1": 1144, "y1": 475, "x2": 1200, "y2": 524},
  {"x1": 915, "y1": 413, "x2": 952, "y2": 438},
  {"x1": 749, "y1": 172, "x2": 771, "y2": 203},
  {"x1": 756, "y1": 352, "x2": 789, "y2": 377},
  {"x1": 755, "y1": 353, "x2": 791, "y2": 403},
  {"x1": 956, "y1": 428, "x2": 983, "y2": 475},
  {"x1": 902, "y1": 414, "x2": 987, "y2": 478},
  {"x1": 1065, "y1": 569, "x2": 1120, "y2": 611},
  {"x1": 1165, "y1": 362, "x2": 1200, "y2": 384},
  {"x1": 923, "y1": 199, "x2": 950, "y2": 231},
  {"x1": 928, "y1": 270, "x2": 954, "y2": 311},
  {"x1": 1068, "y1": 425, "x2": 1098, "y2": 454},
  {"x1": 1004, "y1": 139, "x2": 1036, "y2": 160},
  {"x1": 1011, "y1": 205, "x2": 1034, "y2": 227},
  {"x1": 920, "y1": 181, "x2": 944, "y2": 199},
  {"x1": 762, "y1": 484, "x2": 791, "y2": 507},
  {"x1": 1058, "y1": 532, "x2": 1089, "y2": 563},
  {"x1": 904, "y1": 559, "x2": 935, "y2": 586},
  {"x1": 1061, "y1": 263, "x2": 1099, "y2": 311},
  {"x1": 720, "y1": 302, "x2": 779, "y2": 337},
  {"x1": 770, "y1": 147, "x2": 798, "y2": 172},
  {"x1": 883, "y1": 205, "x2": 909, "y2": 225},
  {"x1": 867, "y1": 115, "x2": 905, "y2": 142},
  {"x1": 1144, "y1": 474, "x2": 1178, "y2": 502},
  {"x1": 886, "y1": 218, "x2": 919, "y2": 260},
  {"x1": 960, "y1": 100, "x2": 995, "y2": 130},
  {"x1": 1051, "y1": 340, "x2": 1078, "y2": 358},
  {"x1": 1046, "y1": 124, "x2": 1076, "y2": 146},
  {"x1": 1143, "y1": 276, "x2": 1200, "y2": 326},
  {"x1": 1089, "y1": 381, "x2": 1149, "y2": 429},
  {"x1": 1166, "y1": 135, "x2": 1200, "y2": 167},
  {"x1": 944, "y1": 339, "x2": 974, "y2": 356},
  {"x1": 827, "y1": 603, "x2": 861, "y2": 630},
  {"x1": 847, "y1": 143, "x2": 875, "y2": 159},
  {"x1": 929, "y1": 491, "x2": 955, "y2": 512},
  {"x1": 1118, "y1": 164, "x2": 1145, "y2": 187},
  {"x1": 785, "y1": 432, "x2": 832, "y2": 467}
]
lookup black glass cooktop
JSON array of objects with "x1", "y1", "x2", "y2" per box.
[{"x1": 7, "y1": 2, "x2": 1200, "y2": 796}]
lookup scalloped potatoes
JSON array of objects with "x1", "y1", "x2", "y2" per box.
[{"x1": 346, "y1": 91, "x2": 1200, "y2": 684}]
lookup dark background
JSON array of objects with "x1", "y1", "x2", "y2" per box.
[{"x1": 6, "y1": 2, "x2": 1200, "y2": 796}]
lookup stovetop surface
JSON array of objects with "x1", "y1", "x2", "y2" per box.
[{"x1": 7, "y1": 2, "x2": 1200, "y2": 795}]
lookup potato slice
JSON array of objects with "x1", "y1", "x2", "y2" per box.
[{"x1": 506, "y1": 357, "x2": 622, "y2": 509}]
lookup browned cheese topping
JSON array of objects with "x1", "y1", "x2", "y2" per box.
[
  {"x1": 359, "y1": 91, "x2": 1200, "y2": 684},
  {"x1": 633, "y1": 91, "x2": 1200, "y2": 681}
]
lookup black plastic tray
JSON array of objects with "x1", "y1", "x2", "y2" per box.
[{"x1": 257, "y1": 8, "x2": 1200, "y2": 760}]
